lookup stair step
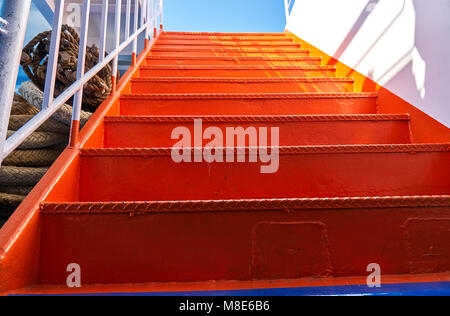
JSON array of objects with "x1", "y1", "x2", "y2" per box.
[
  {"x1": 102, "y1": 114, "x2": 411, "y2": 148},
  {"x1": 119, "y1": 93, "x2": 378, "y2": 116},
  {"x1": 165, "y1": 32, "x2": 287, "y2": 36},
  {"x1": 130, "y1": 77, "x2": 354, "y2": 93},
  {"x1": 54, "y1": 144, "x2": 450, "y2": 202},
  {"x1": 139, "y1": 65, "x2": 336, "y2": 78},
  {"x1": 38, "y1": 195, "x2": 450, "y2": 284},
  {"x1": 156, "y1": 40, "x2": 300, "y2": 48},
  {"x1": 146, "y1": 56, "x2": 322, "y2": 66},
  {"x1": 154, "y1": 46, "x2": 305, "y2": 53},
  {"x1": 150, "y1": 48, "x2": 310, "y2": 57},
  {"x1": 160, "y1": 35, "x2": 294, "y2": 41}
]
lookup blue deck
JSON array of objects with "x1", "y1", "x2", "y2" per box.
[{"x1": 87, "y1": 281, "x2": 450, "y2": 296}]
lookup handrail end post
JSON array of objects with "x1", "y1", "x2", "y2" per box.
[{"x1": 69, "y1": 120, "x2": 80, "y2": 148}]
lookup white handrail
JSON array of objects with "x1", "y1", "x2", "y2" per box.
[{"x1": 0, "y1": 0, "x2": 164, "y2": 162}]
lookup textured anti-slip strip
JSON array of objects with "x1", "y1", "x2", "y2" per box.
[
  {"x1": 160, "y1": 35, "x2": 292, "y2": 40},
  {"x1": 151, "y1": 47, "x2": 309, "y2": 53},
  {"x1": 120, "y1": 92, "x2": 377, "y2": 100},
  {"x1": 104, "y1": 114, "x2": 410, "y2": 123},
  {"x1": 147, "y1": 56, "x2": 321, "y2": 61},
  {"x1": 40, "y1": 195, "x2": 450, "y2": 214},
  {"x1": 140, "y1": 65, "x2": 334, "y2": 70},
  {"x1": 79, "y1": 144, "x2": 450, "y2": 157},
  {"x1": 156, "y1": 41, "x2": 299, "y2": 46},
  {"x1": 131, "y1": 77, "x2": 352, "y2": 83},
  {"x1": 165, "y1": 32, "x2": 287, "y2": 36}
]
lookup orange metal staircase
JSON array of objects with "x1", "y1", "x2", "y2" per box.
[{"x1": 0, "y1": 31, "x2": 449, "y2": 295}]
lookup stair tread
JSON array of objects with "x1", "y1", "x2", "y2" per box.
[
  {"x1": 121, "y1": 92, "x2": 377, "y2": 99},
  {"x1": 152, "y1": 47, "x2": 307, "y2": 52},
  {"x1": 104, "y1": 114, "x2": 410, "y2": 123},
  {"x1": 165, "y1": 32, "x2": 286, "y2": 36},
  {"x1": 160, "y1": 36, "x2": 292, "y2": 40},
  {"x1": 80, "y1": 143, "x2": 450, "y2": 156},
  {"x1": 147, "y1": 56, "x2": 320, "y2": 61},
  {"x1": 156, "y1": 42, "x2": 299, "y2": 46},
  {"x1": 131, "y1": 77, "x2": 349, "y2": 83},
  {"x1": 140, "y1": 65, "x2": 333, "y2": 70},
  {"x1": 40, "y1": 195, "x2": 450, "y2": 213}
]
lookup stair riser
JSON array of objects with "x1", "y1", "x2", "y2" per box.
[
  {"x1": 145, "y1": 58, "x2": 322, "y2": 66},
  {"x1": 156, "y1": 41, "x2": 299, "y2": 47},
  {"x1": 38, "y1": 207, "x2": 450, "y2": 284},
  {"x1": 119, "y1": 97, "x2": 378, "y2": 116},
  {"x1": 139, "y1": 68, "x2": 336, "y2": 78},
  {"x1": 150, "y1": 51, "x2": 309, "y2": 57},
  {"x1": 103, "y1": 119, "x2": 411, "y2": 148},
  {"x1": 73, "y1": 151, "x2": 449, "y2": 201},
  {"x1": 130, "y1": 80, "x2": 353, "y2": 93}
]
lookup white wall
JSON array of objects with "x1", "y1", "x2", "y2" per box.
[{"x1": 286, "y1": 0, "x2": 450, "y2": 127}]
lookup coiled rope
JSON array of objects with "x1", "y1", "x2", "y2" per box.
[
  {"x1": 20, "y1": 24, "x2": 113, "y2": 112},
  {"x1": 1, "y1": 25, "x2": 111, "y2": 224}
]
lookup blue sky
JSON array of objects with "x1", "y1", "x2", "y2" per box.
[
  {"x1": 164, "y1": 0, "x2": 286, "y2": 32},
  {"x1": 2, "y1": 0, "x2": 286, "y2": 35}
]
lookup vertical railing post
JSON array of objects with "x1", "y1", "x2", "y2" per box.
[
  {"x1": 125, "y1": 0, "x2": 131, "y2": 40},
  {"x1": 160, "y1": 0, "x2": 163, "y2": 30},
  {"x1": 143, "y1": 0, "x2": 149, "y2": 47},
  {"x1": 99, "y1": 0, "x2": 109, "y2": 63},
  {"x1": 42, "y1": 0, "x2": 65, "y2": 110},
  {"x1": 112, "y1": 0, "x2": 122, "y2": 93},
  {"x1": 146, "y1": 0, "x2": 152, "y2": 42},
  {"x1": 132, "y1": 0, "x2": 139, "y2": 65},
  {"x1": 140, "y1": 0, "x2": 145, "y2": 33},
  {"x1": 69, "y1": 0, "x2": 91, "y2": 148},
  {"x1": 153, "y1": 0, "x2": 157, "y2": 38},
  {"x1": 0, "y1": 0, "x2": 32, "y2": 165}
]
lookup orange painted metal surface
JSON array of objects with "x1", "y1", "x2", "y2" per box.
[
  {"x1": 0, "y1": 31, "x2": 449, "y2": 295},
  {"x1": 101, "y1": 115, "x2": 411, "y2": 147},
  {"x1": 145, "y1": 55, "x2": 323, "y2": 66},
  {"x1": 139, "y1": 65, "x2": 336, "y2": 78},
  {"x1": 119, "y1": 93, "x2": 378, "y2": 116},
  {"x1": 130, "y1": 77, "x2": 355, "y2": 93}
]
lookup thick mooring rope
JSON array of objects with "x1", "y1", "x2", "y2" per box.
[
  {"x1": 8, "y1": 115, "x2": 69, "y2": 134},
  {"x1": 19, "y1": 81, "x2": 92, "y2": 127},
  {"x1": 1, "y1": 25, "x2": 111, "y2": 226},
  {"x1": 3, "y1": 149, "x2": 62, "y2": 167},
  {"x1": 20, "y1": 24, "x2": 113, "y2": 112},
  {"x1": 0, "y1": 166, "x2": 49, "y2": 186}
]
